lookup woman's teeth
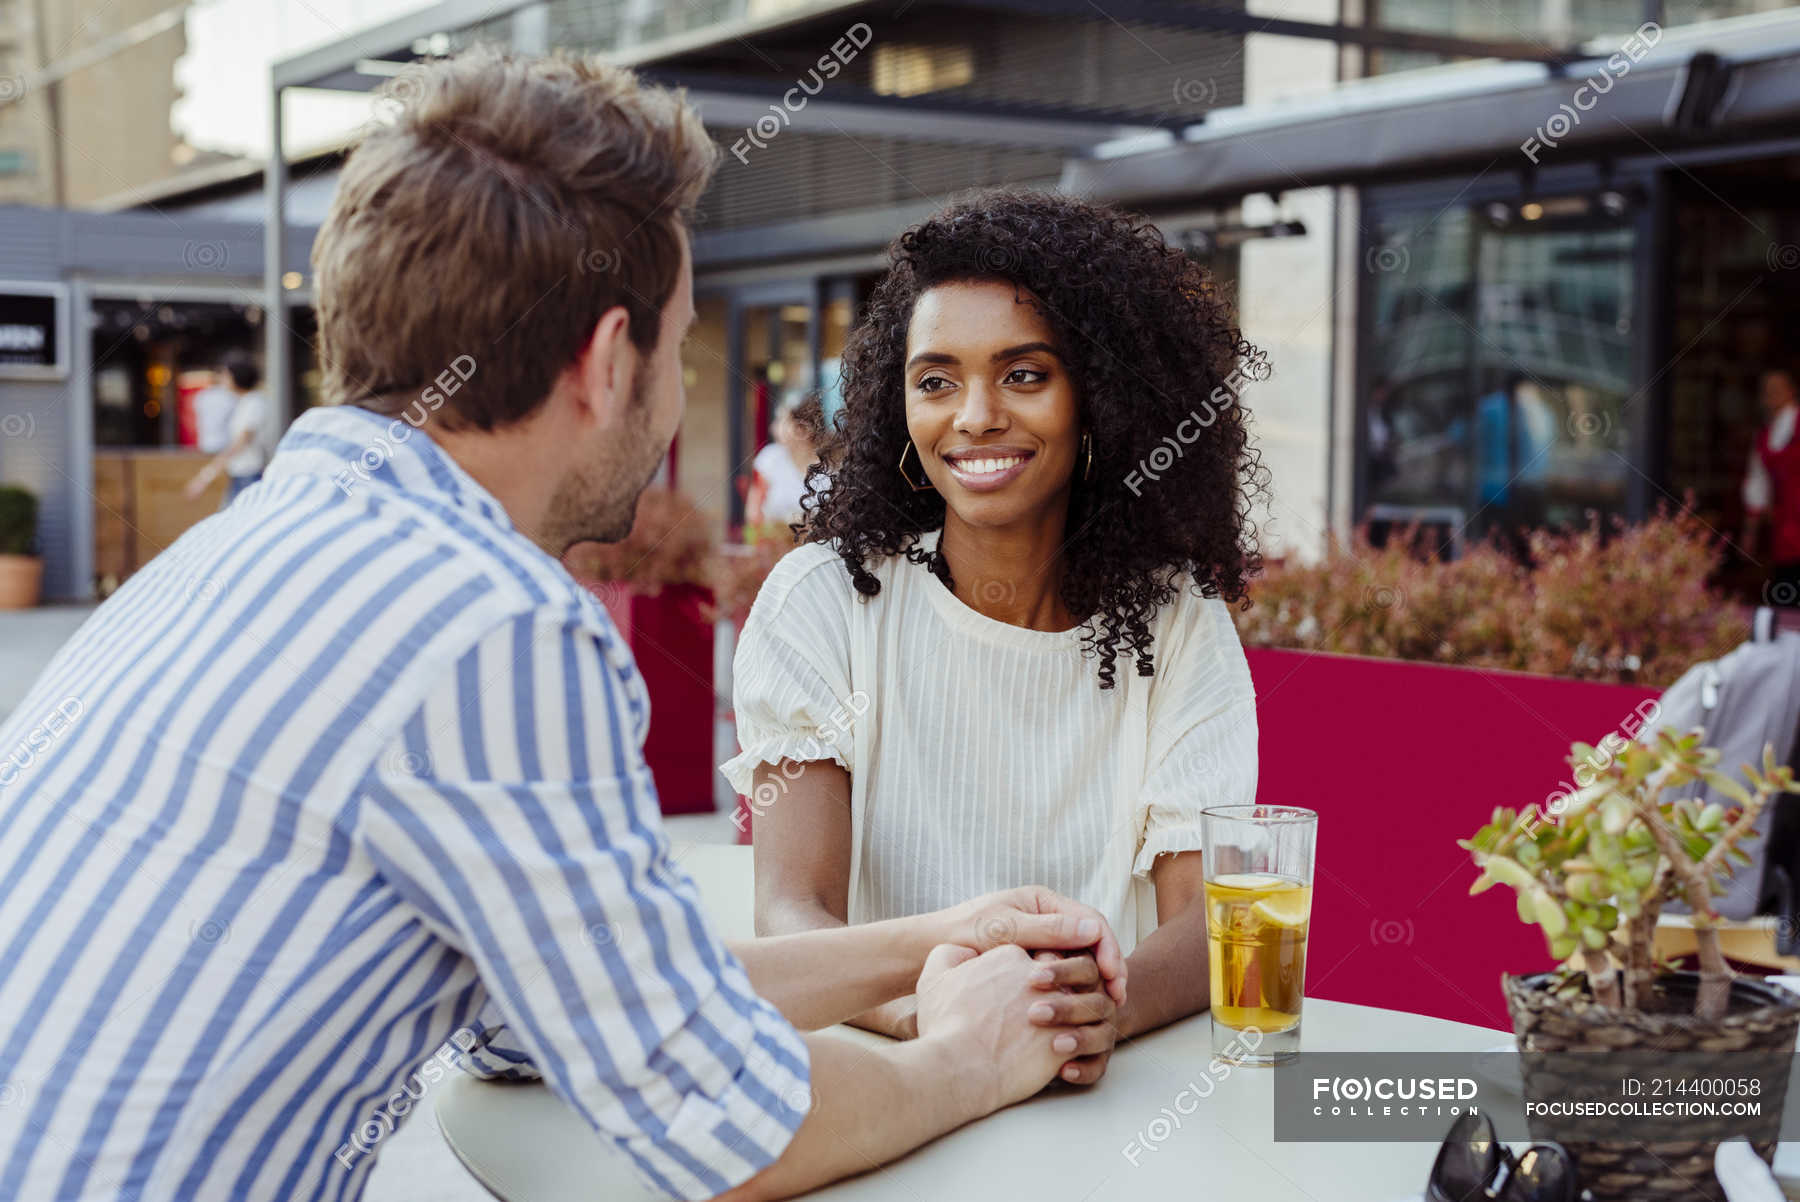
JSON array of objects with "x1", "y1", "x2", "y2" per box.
[{"x1": 956, "y1": 456, "x2": 1026, "y2": 475}]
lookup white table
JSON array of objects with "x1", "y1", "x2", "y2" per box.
[
  {"x1": 438, "y1": 842, "x2": 1528, "y2": 1201},
  {"x1": 440, "y1": 995, "x2": 1515, "y2": 1202}
]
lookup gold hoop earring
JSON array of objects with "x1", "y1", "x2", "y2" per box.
[
  {"x1": 1081, "y1": 430, "x2": 1094, "y2": 482},
  {"x1": 897, "y1": 441, "x2": 937, "y2": 492}
]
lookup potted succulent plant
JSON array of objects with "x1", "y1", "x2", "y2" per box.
[
  {"x1": 0, "y1": 484, "x2": 42, "y2": 609},
  {"x1": 1461, "y1": 728, "x2": 1800, "y2": 1200}
]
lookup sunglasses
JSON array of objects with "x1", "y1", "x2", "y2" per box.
[{"x1": 1426, "y1": 1111, "x2": 1580, "y2": 1202}]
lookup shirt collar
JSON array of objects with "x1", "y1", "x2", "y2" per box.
[{"x1": 264, "y1": 403, "x2": 514, "y2": 530}]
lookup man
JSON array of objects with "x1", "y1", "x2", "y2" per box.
[
  {"x1": 1472, "y1": 372, "x2": 1554, "y2": 546},
  {"x1": 1743, "y1": 368, "x2": 1800, "y2": 605},
  {"x1": 183, "y1": 351, "x2": 278, "y2": 505},
  {"x1": 190, "y1": 364, "x2": 237, "y2": 454},
  {"x1": 0, "y1": 48, "x2": 1123, "y2": 1202}
]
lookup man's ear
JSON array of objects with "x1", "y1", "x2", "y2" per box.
[{"x1": 571, "y1": 304, "x2": 637, "y2": 426}]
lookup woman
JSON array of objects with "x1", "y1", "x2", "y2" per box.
[
  {"x1": 720, "y1": 190, "x2": 1266, "y2": 1083},
  {"x1": 746, "y1": 393, "x2": 820, "y2": 528}
]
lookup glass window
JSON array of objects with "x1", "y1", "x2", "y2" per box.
[
  {"x1": 1365, "y1": 0, "x2": 1762, "y2": 73},
  {"x1": 1363, "y1": 196, "x2": 1637, "y2": 546},
  {"x1": 1364, "y1": 207, "x2": 1478, "y2": 519}
]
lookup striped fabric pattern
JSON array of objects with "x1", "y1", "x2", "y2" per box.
[{"x1": 0, "y1": 403, "x2": 808, "y2": 1202}]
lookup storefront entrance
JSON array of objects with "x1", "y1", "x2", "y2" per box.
[
  {"x1": 686, "y1": 272, "x2": 874, "y2": 541},
  {"x1": 84, "y1": 285, "x2": 318, "y2": 594},
  {"x1": 1661, "y1": 150, "x2": 1800, "y2": 600},
  {"x1": 1356, "y1": 140, "x2": 1800, "y2": 601},
  {"x1": 1359, "y1": 165, "x2": 1644, "y2": 551}
]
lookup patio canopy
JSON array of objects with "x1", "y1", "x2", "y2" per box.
[{"x1": 1061, "y1": 7, "x2": 1800, "y2": 205}]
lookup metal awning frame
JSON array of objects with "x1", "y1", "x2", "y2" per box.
[{"x1": 262, "y1": 0, "x2": 1599, "y2": 421}]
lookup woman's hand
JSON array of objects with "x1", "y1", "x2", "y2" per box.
[
  {"x1": 1028, "y1": 951, "x2": 1119, "y2": 1085},
  {"x1": 934, "y1": 886, "x2": 1126, "y2": 1007}
]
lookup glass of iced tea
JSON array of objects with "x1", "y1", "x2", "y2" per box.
[{"x1": 1200, "y1": 804, "x2": 1318, "y2": 1066}]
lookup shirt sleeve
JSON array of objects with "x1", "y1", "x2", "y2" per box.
[
  {"x1": 447, "y1": 995, "x2": 540, "y2": 1082},
  {"x1": 719, "y1": 548, "x2": 859, "y2": 795},
  {"x1": 1134, "y1": 592, "x2": 1260, "y2": 878},
  {"x1": 1745, "y1": 440, "x2": 1771, "y2": 513},
  {"x1": 356, "y1": 606, "x2": 811, "y2": 1201}
]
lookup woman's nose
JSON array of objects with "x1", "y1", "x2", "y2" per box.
[{"x1": 954, "y1": 384, "x2": 1006, "y2": 435}]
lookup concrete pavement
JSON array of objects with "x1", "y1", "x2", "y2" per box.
[{"x1": 0, "y1": 604, "x2": 98, "y2": 722}]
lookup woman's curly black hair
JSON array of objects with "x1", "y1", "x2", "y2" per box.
[{"x1": 802, "y1": 188, "x2": 1268, "y2": 689}]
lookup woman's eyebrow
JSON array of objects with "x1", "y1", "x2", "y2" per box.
[
  {"x1": 905, "y1": 351, "x2": 958, "y2": 369},
  {"x1": 991, "y1": 341, "x2": 1058, "y2": 362},
  {"x1": 904, "y1": 341, "x2": 1059, "y2": 370}
]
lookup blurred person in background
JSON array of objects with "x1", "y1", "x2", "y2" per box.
[
  {"x1": 728, "y1": 189, "x2": 1264, "y2": 1085},
  {"x1": 788, "y1": 391, "x2": 840, "y2": 477},
  {"x1": 183, "y1": 350, "x2": 276, "y2": 504},
  {"x1": 1472, "y1": 372, "x2": 1555, "y2": 546},
  {"x1": 191, "y1": 362, "x2": 237, "y2": 454},
  {"x1": 0, "y1": 48, "x2": 1124, "y2": 1202},
  {"x1": 1742, "y1": 368, "x2": 1800, "y2": 606},
  {"x1": 746, "y1": 392, "x2": 820, "y2": 528},
  {"x1": 1364, "y1": 379, "x2": 1398, "y2": 495}
]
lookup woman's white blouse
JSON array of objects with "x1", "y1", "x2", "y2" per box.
[{"x1": 719, "y1": 529, "x2": 1259, "y2": 953}]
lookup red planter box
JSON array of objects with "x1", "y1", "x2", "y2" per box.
[
  {"x1": 591, "y1": 582, "x2": 717, "y2": 816},
  {"x1": 1247, "y1": 646, "x2": 1660, "y2": 1029}
]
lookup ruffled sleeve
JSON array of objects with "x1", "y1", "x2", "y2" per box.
[
  {"x1": 1133, "y1": 592, "x2": 1259, "y2": 877},
  {"x1": 718, "y1": 543, "x2": 860, "y2": 796}
]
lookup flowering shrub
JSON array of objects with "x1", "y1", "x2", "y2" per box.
[
  {"x1": 563, "y1": 491, "x2": 806, "y2": 626},
  {"x1": 1235, "y1": 510, "x2": 1746, "y2": 686},
  {"x1": 707, "y1": 521, "x2": 800, "y2": 626},
  {"x1": 563, "y1": 488, "x2": 715, "y2": 596}
]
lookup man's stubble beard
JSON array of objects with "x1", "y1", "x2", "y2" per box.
[{"x1": 542, "y1": 359, "x2": 669, "y2": 554}]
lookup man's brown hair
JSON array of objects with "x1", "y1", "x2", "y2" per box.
[{"x1": 312, "y1": 46, "x2": 719, "y2": 430}]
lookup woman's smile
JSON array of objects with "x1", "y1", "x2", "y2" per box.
[{"x1": 943, "y1": 446, "x2": 1036, "y2": 492}]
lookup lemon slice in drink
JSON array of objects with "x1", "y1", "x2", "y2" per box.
[
  {"x1": 1249, "y1": 891, "x2": 1310, "y2": 929},
  {"x1": 1209, "y1": 872, "x2": 1288, "y2": 892}
]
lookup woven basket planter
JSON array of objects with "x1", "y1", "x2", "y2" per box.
[{"x1": 1503, "y1": 971, "x2": 1800, "y2": 1201}]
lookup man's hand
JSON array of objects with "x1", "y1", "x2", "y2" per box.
[
  {"x1": 716, "y1": 948, "x2": 1108, "y2": 1202},
  {"x1": 935, "y1": 886, "x2": 1127, "y2": 1006},
  {"x1": 912, "y1": 943, "x2": 1109, "y2": 1116},
  {"x1": 1029, "y1": 950, "x2": 1119, "y2": 1086}
]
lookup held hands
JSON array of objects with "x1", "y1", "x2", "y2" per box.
[
  {"x1": 1028, "y1": 950, "x2": 1118, "y2": 1086},
  {"x1": 915, "y1": 886, "x2": 1125, "y2": 1099},
  {"x1": 913, "y1": 943, "x2": 1111, "y2": 1117},
  {"x1": 937, "y1": 886, "x2": 1126, "y2": 1006}
]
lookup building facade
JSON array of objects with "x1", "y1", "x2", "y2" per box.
[
  {"x1": 8, "y1": 0, "x2": 1800, "y2": 602},
  {"x1": 0, "y1": 0, "x2": 187, "y2": 209}
]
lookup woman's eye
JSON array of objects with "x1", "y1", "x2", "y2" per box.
[
  {"x1": 917, "y1": 374, "x2": 952, "y2": 394},
  {"x1": 1004, "y1": 367, "x2": 1047, "y2": 386}
]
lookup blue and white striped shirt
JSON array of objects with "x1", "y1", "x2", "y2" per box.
[{"x1": 0, "y1": 403, "x2": 809, "y2": 1201}]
